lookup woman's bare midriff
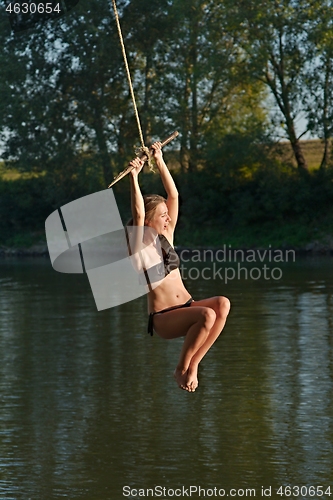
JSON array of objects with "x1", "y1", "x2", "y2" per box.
[{"x1": 147, "y1": 269, "x2": 192, "y2": 313}]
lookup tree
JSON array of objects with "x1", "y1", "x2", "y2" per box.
[
  {"x1": 305, "y1": 0, "x2": 333, "y2": 168},
  {"x1": 0, "y1": 0, "x2": 269, "y2": 186},
  {"x1": 0, "y1": 0, "x2": 133, "y2": 187},
  {"x1": 226, "y1": 0, "x2": 311, "y2": 171},
  {"x1": 157, "y1": 0, "x2": 252, "y2": 172},
  {"x1": 120, "y1": 0, "x2": 171, "y2": 144}
]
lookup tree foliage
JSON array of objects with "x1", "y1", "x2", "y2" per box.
[
  {"x1": 224, "y1": 0, "x2": 316, "y2": 170},
  {"x1": 1, "y1": 0, "x2": 333, "y2": 247},
  {"x1": 304, "y1": 0, "x2": 333, "y2": 168},
  {"x1": 0, "y1": 0, "x2": 268, "y2": 181}
]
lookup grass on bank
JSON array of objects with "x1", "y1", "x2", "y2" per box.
[
  {"x1": 273, "y1": 139, "x2": 327, "y2": 170},
  {"x1": 0, "y1": 231, "x2": 46, "y2": 250},
  {"x1": 177, "y1": 218, "x2": 333, "y2": 249},
  {"x1": 0, "y1": 138, "x2": 328, "y2": 180},
  {"x1": 3, "y1": 219, "x2": 332, "y2": 251},
  {"x1": 1, "y1": 139, "x2": 333, "y2": 251}
]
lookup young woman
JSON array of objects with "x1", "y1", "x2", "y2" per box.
[{"x1": 128, "y1": 142, "x2": 230, "y2": 392}]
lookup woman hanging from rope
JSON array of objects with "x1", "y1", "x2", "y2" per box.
[
  {"x1": 127, "y1": 142, "x2": 230, "y2": 392},
  {"x1": 109, "y1": 0, "x2": 229, "y2": 391}
]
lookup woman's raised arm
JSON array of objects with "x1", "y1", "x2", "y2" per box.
[
  {"x1": 127, "y1": 158, "x2": 146, "y2": 259},
  {"x1": 129, "y1": 157, "x2": 145, "y2": 226},
  {"x1": 151, "y1": 142, "x2": 179, "y2": 231}
]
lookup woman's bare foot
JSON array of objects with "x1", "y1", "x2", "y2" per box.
[
  {"x1": 173, "y1": 367, "x2": 189, "y2": 391},
  {"x1": 186, "y1": 365, "x2": 198, "y2": 392},
  {"x1": 174, "y1": 366, "x2": 198, "y2": 392}
]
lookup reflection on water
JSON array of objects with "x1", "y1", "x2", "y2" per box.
[
  {"x1": 0, "y1": 257, "x2": 333, "y2": 499},
  {"x1": 263, "y1": 286, "x2": 333, "y2": 486}
]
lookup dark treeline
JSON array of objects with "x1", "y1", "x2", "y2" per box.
[{"x1": 0, "y1": 0, "x2": 333, "y2": 247}]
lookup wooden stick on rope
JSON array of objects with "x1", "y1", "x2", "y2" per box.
[{"x1": 107, "y1": 131, "x2": 179, "y2": 188}]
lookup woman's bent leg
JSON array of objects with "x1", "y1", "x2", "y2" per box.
[
  {"x1": 153, "y1": 296, "x2": 230, "y2": 392},
  {"x1": 174, "y1": 307, "x2": 216, "y2": 391},
  {"x1": 188, "y1": 296, "x2": 230, "y2": 373},
  {"x1": 153, "y1": 306, "x2": 216, "y2": 391}
]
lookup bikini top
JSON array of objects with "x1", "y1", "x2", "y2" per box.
[
  {"x1": 159, "y1": 234, "x2": 180, "y2": 273},
  {"x1": 141, "y1": 234, "x2": 180, "y2": 285}
]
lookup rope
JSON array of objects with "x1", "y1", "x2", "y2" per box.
[{"x1": 111, "y1": 0, "x2": 151, "y2": 165}]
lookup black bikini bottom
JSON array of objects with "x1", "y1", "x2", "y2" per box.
[{"x1": 148, "y1": 298, "x2": 194, "y2": 336}]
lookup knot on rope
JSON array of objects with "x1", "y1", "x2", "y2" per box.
[
  {"x1": 135, "y1": 145, "x2": 155, "y2": 172},
  {"x1": 142, "y1": 145, "x2": 150, "y2": 158}
]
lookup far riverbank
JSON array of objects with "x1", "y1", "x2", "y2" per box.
[{"x1": 1, "y1": 238, "x2": 333, "y2": 258}]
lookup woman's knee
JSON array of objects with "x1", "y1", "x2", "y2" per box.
[
  {"x1": 200, "y1": 307, "x2": 216, "y2": 330},
  {"x1": 215, "y1": 296, "x2": 231, "y2": 318}
]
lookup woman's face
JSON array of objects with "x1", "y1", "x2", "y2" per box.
[{"x1": 147, "y1": 202, "x2": 171, "y2": 234}]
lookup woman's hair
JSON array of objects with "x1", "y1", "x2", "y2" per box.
[
  {"x1": 126, "y1": 194, "x2": 166, "y2": 226},
  {"x1": 125, "y1": 194, "x2": 166, "y2": 255},
  {"x1": 143, "y1": 194, "x2": 167, "y2": 223}
]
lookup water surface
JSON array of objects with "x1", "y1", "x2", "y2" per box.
[{"x1": 0, "y1": 256, "x2": 333, "y2": 499}]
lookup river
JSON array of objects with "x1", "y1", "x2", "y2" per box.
[{"x1": 0, "y1": 255, "x2": 332, "y2": 499}]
